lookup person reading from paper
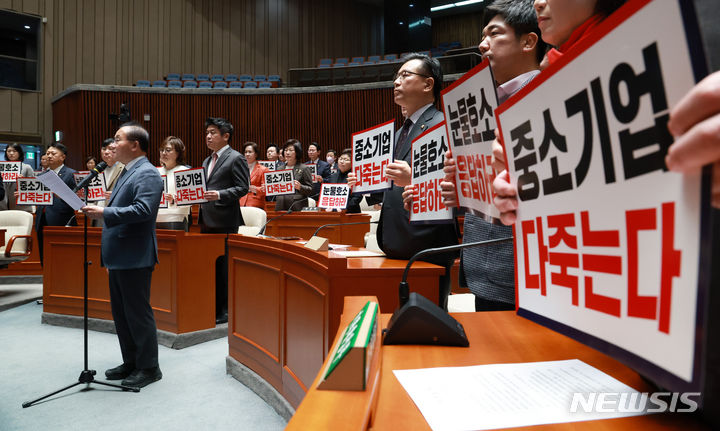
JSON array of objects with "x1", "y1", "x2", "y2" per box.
[
  {"x1": 349, "y1": 53, "x2": 459, "y2": 311},
  {"x1": 403, "y1": 0, "x2": 546, "y2": 311},
  {"x1": 3, "y1": 143, "x2": 36, "y2": 212},
  {"x1": 199, "y1": 117, "x2": 250, "y2": 325},
  {"x1": 92, "y1": 138, "x2": 126, "y2": 227},
  {"x1": 156, "y1": 136, "x2": 191, "y2": 231},
  {"x1": 239, "y1": 141, "x2": 269, "y2": 209},
  {"x1": 274, "y1": 139, "x2": 313, "y2": 211},
  {"x1": 81, "y1": 123, "x2": 164, "y2": 389},
  {"x1": 492, "y1": 0, "x2": 627, "y2": 225}
]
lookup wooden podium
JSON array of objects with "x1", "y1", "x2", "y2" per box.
[
  {"x1": 42, "y1": 227, "x2": 224, "y2": 334},
  {"x1": 287, "y1": 297, "x2": 710, "y2": 430},
  {"x1": 226, "y1": 235, "x2": 445, "y2": 408},
  {"x1": 263, "y1": 211, "x2": 371, "y2": 246}
]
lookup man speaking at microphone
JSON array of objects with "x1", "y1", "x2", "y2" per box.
[{"x1": 82, "y1": 123, "x2": 164, "y2": 388}]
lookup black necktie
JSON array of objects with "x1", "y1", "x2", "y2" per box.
[
  {"x1": 395, "y1": 118, "x2": 413, "y2": 156},
  {"x1": 118, "y1": 167, "x2": 127, "y2": 181}
]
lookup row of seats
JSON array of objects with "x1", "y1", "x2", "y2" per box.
[
  {"x1": 316, "y1": 42, "x2": 462, "y2": 68},
  {"x1": 164, "y1": 73, "x2": 281, "y2": 82},
  {"x1": 136, "y1": 80, "x2": 277, "y2": 89}
]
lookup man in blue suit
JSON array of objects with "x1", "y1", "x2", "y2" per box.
[
  {"x1": 306, "y1": 142, "x2": 331, "y2": 197},
  {"x1": 36, "y1": 143, "x2": 78, "y2": 264},
  {"x1": 82, "y1": 123, "x2": 164, "y2": 389}
]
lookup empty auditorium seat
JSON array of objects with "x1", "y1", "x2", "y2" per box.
[
  {"x1": 166, "y1": 73, "x2": 181, "y2": 81},
  {"x1": 258, "y1": 82, "x2": 272, "y2": 88},
  {"x1": 348, "y1": 62, "x2": 361, "y2": 67},
  {"x1": 238, "y1": 74, "x2": 252, "y2": 81},
  {"x1": 213, "y1": 81, "x2": 228, "y2": 88},
  {"x1": 136, "y1": 80, "x2": 151, "y2": 87},
  {"x1": 351, "y1": 56, "x2": 364, "y2": 63},
  {"x1": 254, "y1": 74, "x2": 266, "y2": 81},
  {"x1": 333, "y1": 63, "x2": 346, "y2": 68},
  {"x1": 197, "y1": 73, "x2": 210, "y2": 81},
  {"x1": 181, "y1": 73, "x2": 195, "y2": 81},
  {"x1": 244, "y1": 81, "x2": 258, "y2": 88},
  {"x1": 335, "y1": 57, "x2": 349, "y2": 65},
  {"x1": 198, "y1": 81, "x2": 213, "y2": 88},
  {"x1": 225, "y1": 74, "x2": 238, "y2": 81},
  {"x1": 268, "y1": 74, "x2": 281, "y2": 82},
  {"x1": 210, "y1": 74, "x2": 225, "y2": 81},
  {"x1": 363, "y1": 61, "x2": 375, "y2": 65},
  {"x1": 318, "y1": 64, "x2": 331, "y2": 68},
  {"x1": 228, "y1": 81, "x2": 243, "y2": 88},
  {"x1": 167, "y1": 80, "x2": 182, "y2": 88},
  {"x1": 318, "y1": 58, "x2": 333, "y2": 66},
  {"x1": 152, "y1": 80, "x2": 166, "y2": 87},
  {"x1": 384, "y1": 54, "x2": 398, "y2": 61},
  {"x1": 367, "y1": 55, "x2": 381, "y2": 62},
  {"x1": 183, "y1": 81, "x2": 198, "y2": 88}
]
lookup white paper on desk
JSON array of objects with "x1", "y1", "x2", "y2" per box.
[
  {"x1": 37, "y1": 170, "x2": 85, "y2": 210},
  {"x1": 333, "y1": 250, "x2": 385, "y2": 257},
  {"x1": 393, "y1": 359, "x2": 650, "y2": 431}
]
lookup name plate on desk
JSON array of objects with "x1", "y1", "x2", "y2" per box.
[{"x1": 318, "y1": 301, "x2": 379, "y2": 391}]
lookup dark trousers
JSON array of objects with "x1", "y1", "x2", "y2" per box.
[{"x1": 108, "y1": 267, "x2": 158, "y2": 369}]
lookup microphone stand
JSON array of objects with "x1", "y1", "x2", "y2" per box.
[
  {"x1": 311, "y1": 220, "x2": 378, "y2": 238},
  {"x1": 23, "y1": 184, "x2": 138, "y2": 408}
]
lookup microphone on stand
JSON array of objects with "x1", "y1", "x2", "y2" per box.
[
  {"x1": 73, "y1": 161, "x2": 108, "y2": 192},
  {"x1": 383, "y1": 236, "x2": 514, "y2": 347}
]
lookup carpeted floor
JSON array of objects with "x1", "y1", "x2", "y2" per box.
[{"x1": 0, "y1": 300, "x2": 286, "y2": 431}]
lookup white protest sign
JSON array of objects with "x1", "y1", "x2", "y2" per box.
[
  {"x1": 174, "y1": 167, "x2": 208, "y2": 205},
  {"x1": 264, "y1": 169, "x2": 295, "y2": 196},
  {"x1": 352, "y1": 119, "x2": 394, "y2": 193},
  {"x1": 16, "y1": 177, "x2": 52, "y2": 206},
  {"x1": 0, "y1": 161, "x2": 22, "y2": 183},
  {"x1": 318, "y1": 183, "x2": 351, "y2": 210},
  {"x1": 259, "y1": 160, "x2": 276, "y2": 171},
  {"x1": 74, "y1": 171, "x2": 107, "y2": 202},
  {"x1": 442, "y1": 58, "x2": 500, "y2": 219},
  {"x1": 410, "y1": 122, "x2": 452, "y2": 223},
  {"x1": 495, "y1": 0, "x2": 706, "y2": 384}
]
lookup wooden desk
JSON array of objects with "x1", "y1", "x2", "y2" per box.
[
  {"x1": 42, "y1": 227, "x2": 224, "y2": 334},
  {"x1": 264, "y1": 211, "x2": 370, "y2": 246},
  {"x1": 0, "y1": 228, "x2": 5, "y2": 247},
  {"x1": 288, "y1": 297, "x2": 709, "y2": 430},
  {"x1": 227, "y1": 236, "x2": 445, "y2": 408}
]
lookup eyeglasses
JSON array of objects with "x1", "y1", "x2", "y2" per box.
[
  {"x1": 394, "y1": 70, "x2": 430, "y2": 81},
  {"x1": 338, "y1": 157, "x2": 351, "y2": 163}
]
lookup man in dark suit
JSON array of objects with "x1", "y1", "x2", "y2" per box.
[
  {"x1": 36, "y1": 143, "x2": 77, "y2": 264},
  {"x1": 306, "y1": 142, "x2": 331, "y2": 197},
  {"x1": 199, "y1": 117, "x2": 250, "y2": 324},
  {"x1": 376, "y1": 53, "x2": 459, "y2": 310},
  {"x1": 82, "y1": 123, "x2": 164, "y2": 389}
]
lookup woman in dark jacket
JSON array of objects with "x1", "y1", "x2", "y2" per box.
[{"x1": 274, "y1": 139, "x2": 313, "y2": 211}]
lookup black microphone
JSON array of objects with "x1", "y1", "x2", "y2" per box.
[
  {"x1": 73, "y1": 161, "x2": 108, "y2": 192},
  {"x1": 398, "y1": 237, "x2": 514, "y2": 307},
  {"x1": 258, "y1": 193, "x2": 319, "y2": 235},
  {"x1": 311, "y1": 220, "x2": 378, "y2": 238}
]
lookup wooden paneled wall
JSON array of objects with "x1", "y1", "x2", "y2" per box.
[
  {"x1": 432, "y1": 11, "x2": 484, "y2": 51},
  {"x1": 53, "y1": 86, "x2": 406, "y2": 170}
]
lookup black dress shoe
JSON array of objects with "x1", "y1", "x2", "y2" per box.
[
  {"x1": 215, "y1": 313, "x2": 228, "y2": 324},
  {"x1": 122, "y1": 367, "x2": 162, "y2": 388},
  {"x1": 105, "y1": 363, "x2": 135, "y2": 380}
]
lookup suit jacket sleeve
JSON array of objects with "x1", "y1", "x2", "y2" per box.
[
  {"x1": 103, "y1": 166, "x2": 163, "y2": 227},
  {"x1": 218, "y1": 153, "x2": 250, "y2": 203},
  {"x1": 296, "y1": 165, "x2": 313, "y2": 197}
]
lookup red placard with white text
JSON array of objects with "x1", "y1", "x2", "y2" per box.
[
  {"x1": 264, "y1": 169, "x2": 295, "y2": 196},
  {"x1": 441, "y1": 58, "x2": 500, "y2": 220},
  {"x1": 352, "y1": 119, "x2": 394, "y2": 193},
  {"x1": 0, "y1": 161, "x2": 22, "y2": 183},
  {"x1": 16, "y1": 177, "x2": 52, "y2": 205},
  {"x1": 495, "y1": 0, "x2": 710, "y2": 392},
  {"x1": 73, "y1": 171, "x2": 107, "y2": 202},
  {"x1": 174, "y1": 167, "x2": 208, "y2": 205},
  {"x1": 410, "y1": 122, "x2": 452, "y2": 223},
  {"x1": 318, "y1": 183, "x2": 351, "y2": 210}
]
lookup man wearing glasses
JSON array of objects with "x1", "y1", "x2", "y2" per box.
[{"x1": 366, "y1": 53, "x2": 459, "y2": 310}]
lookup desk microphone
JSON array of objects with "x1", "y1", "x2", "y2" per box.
[
  {"x1": 73, "y1": 161, "x2": 108, "y2": 192},
  {"x1": 383, "y1": 236, "x2": 514, "y2": 347},
  {"x1": 310, "y1": 220, "x2": 378, "y2": 238},
  {"x1": 258, "y1": 193, "x2": 319, "y2": 235}
]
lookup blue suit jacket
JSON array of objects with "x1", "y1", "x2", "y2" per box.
[{"x1": 101, "y1": 156, "x2": 163, "y2": 270}]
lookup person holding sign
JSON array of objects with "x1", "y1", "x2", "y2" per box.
[
  {"x1": 307, "y1": 142, "x2": 332, "y2": 196},
  {"x1": 2, "y1": 143, "x2": 35, "y2": 212},
  {"x1": 156, "y1": 136, "x2": 191, "y2": 230},
  {"x1": 36, "y1": 143, "x2": 77, "y2": 264},
  {"x1": 275, "y1": 139, "x2": 313, "y2": 211},
  {"x1": 82, "y1": 124, "x2": 164, "y2": 388},
  {"x1": 328, "y1": 149, "x2": 368, "y2": 213},
  {"x1": 492, "y1": 0, "x2": 627, "y2": 224},
  {"x1": 370, "y1": 53, "x2": 459, "y2": 310},
  {"x1": 239, "y1": 142, "x2": 269, "y2": 208},
  {"x1": 428, "y1": 0, "x2": 544, "y2": 311}
]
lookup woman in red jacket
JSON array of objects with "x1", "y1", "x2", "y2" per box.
[{"x1": 239, "y1": 142, "x2": 269, "y2": 208}]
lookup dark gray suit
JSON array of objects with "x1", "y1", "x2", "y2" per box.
[
  {"x1": 199, "y1": 146, "x2": 249, "y2": 233},
  {"x1": 376, "y1": 105, "x2": 459, "y2": 308},
  {"x1": 36, "y1": 165, "x2": 77, "y2": 264},
  {"x1": 102, "y1": 156, "x2": 163, "y2": 369}
]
